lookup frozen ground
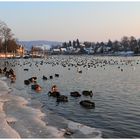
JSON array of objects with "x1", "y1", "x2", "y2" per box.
[{"x1": 0, "y1": 78, "x2": 101, "y2": 138}]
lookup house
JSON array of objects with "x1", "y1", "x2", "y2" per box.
[
  {"x1": 75, "y1": 48, "x2": 81, "y2": 53},
  {"x1": 80, "y1": 43, "x2": 85, "y2": 47},
  {"x1": 96, "y1": 46, "x2": 102, "y2": 53},
  {"x1": 60, "y1": 48, "x2": 67, "y2": 52},
  {"x1": 103, "y1": 46, "x2": 111, "y2": 53},
  {"x1": 66, "y1": 46, "x2": 76, "y2": 53},
  {"x1": 84, "y1": 47, "x2": 94, "y2": 54},
  {"x1": 51, "y1": 48, "x2": 61, "y2": 54},
  {"x1": 16, "y1": 45, "x2": 24, "y2": 57}
]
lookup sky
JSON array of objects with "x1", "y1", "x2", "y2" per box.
[{"x1": 0, "y1": 1, "x2": 140, "y2": 42}]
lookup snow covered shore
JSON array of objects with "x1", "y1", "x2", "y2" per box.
[
  {"x1": 0, "y1": 79, "x2": 66, "y2": 138},
  {"x1": 0, "y1": 78, "x2": 102, "y2": 138}
]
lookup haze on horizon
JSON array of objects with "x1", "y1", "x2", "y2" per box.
[{"x1": 0, "y1": 1, "x2": 140, "y2": 42}]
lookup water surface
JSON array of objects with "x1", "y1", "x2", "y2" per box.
[{"x1": 2, "y1": 55, "x2": 140, "y2": 138}]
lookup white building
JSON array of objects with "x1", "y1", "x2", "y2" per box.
[
  {"x1": 84, "y1": 47, "x2": 94, "y2": 54},
  {"x1": 60, "y1": 48, "x2": 67, "y2": 52}
]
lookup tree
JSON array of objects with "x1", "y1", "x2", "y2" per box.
[
  {"x1": 68, "y1": 41, "x2": 72, "y2": 47},
  {"x1": 121, "y1": 36, "x2": 130, "y2": 51},
  {"x1": 0, "y1": 20, "x2": 6, "y2": 37},
  {"x1": 0, "y1": 21, "x2": 6, "y2": 52},
  {"x1": 62, "y1": 42, "x2": 67, "y2": 48},
  {"x1": 73, "y1": 40, "x2": 76, "y2": 47},
  {"x1": 112, "y1": 40, "x2": 120, "y2": 52},
  {"x1": 100, "y1": 42, "x2": 105, "y2": 47},
  {"x1": 107, "y1": 39, "x2": 113, "y2": 48},
  {"x1": 84, "y1": 42, "x2": 91, "y2": 48},
  {"x1": 100, "y1": 46, "x2": 104, "y2": 54},
  {"x1": 7, "y1": 39, "x2": 19, "y2": 52},
  {"x1": 76, "y1": 39, "x2": 80, "y2": 47},
  {"x1": 129, "y1": 36, "x2": 137, "y2": 52},
  {"x1": 0, "y1": 20, "x2": 13, "y2": 55},
  {"x1": 137, "y1": 39, "x2": 140, "y2": 48},
  {"x1": 0, "y1": 38, "x2": 2, "y2": 52}
]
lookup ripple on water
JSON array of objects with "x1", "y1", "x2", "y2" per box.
[{"x1": 2, "y1": 56, "x2": 140, "y2": 138}]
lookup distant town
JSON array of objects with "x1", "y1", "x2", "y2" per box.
[
  {"x1": 1, "y1": 20, "x2": 140, "y2": 58},
  {"x1": 2, "y1": 36, "x2": 140, "y2": 58},
  {"x1": 47, "y1": 37, "x2": 140, "y2": 56}
]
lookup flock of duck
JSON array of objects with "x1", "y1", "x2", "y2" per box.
[
  {"x1": 0, "y1": 56, "x2": 140, "y2": 109},
  {"x1": 23, "y1": 75, "x2": 95, "y2": 109},
  {"x1": 0, "y1": 67, "x2": 16, "y2": 83}
]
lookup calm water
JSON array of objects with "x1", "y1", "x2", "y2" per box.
[{"x1": 2, "y1": 55, "x2": 140, "y2": 138}]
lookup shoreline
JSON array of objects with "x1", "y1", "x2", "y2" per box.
[
  {"x1": 0, "y1": 78, "x2": 102, "y2": 138},
  {"x1": 0, "y1": 79, "x2": 65, "y2": 138},
  {"x1": 0, "y1": 80, "x2": 20, "y2": 138}
]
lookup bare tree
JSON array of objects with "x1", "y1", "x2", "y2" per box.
[
  {"x1": 0, "y1": 20, "x2": 13, "y2": 57},
  {"x1": 0, "y1": 20, "x2": 7, "y2": 40},
  {"x1": 0, "y1": 21, "x2": 6, "y2": 45}
]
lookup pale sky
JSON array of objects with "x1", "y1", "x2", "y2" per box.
[{"x1": 0, "y1": 2, "x2": 140, "y2": 42}]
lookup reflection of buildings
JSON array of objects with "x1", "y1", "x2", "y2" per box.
[
  {"x1": 16, "y1": 45, "x2": 25, "y2": 57},
  {"x1": 31, "y1": 44, "x2": 49, "y2": 58}
]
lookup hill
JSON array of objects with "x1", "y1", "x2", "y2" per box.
[{"x1": 18, "y1": 40, "x2": 62, "y2": 50}]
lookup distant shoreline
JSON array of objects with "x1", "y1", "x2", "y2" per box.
[{"x1": 1, "y1": 53, "x2": 140, "y2": 59}]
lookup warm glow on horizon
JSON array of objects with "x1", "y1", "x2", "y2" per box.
[{"x1": 0, "y1": 2, "x2": 140, "y2": 42}]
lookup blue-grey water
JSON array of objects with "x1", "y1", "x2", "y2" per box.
[{"x1": 1, "y1": 55, "x2": 140, "y2": 138}]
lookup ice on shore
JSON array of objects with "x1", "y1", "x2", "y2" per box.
[
  {"x1": 0, "y1": 77, "x2": 7, "y2": 80},
  {"x1": 67, "y1": 121, "x2": 102, "y2": 138},
  {"x1": 0, "y1": 79, "x2": 65, "y2": 138},
  {"x1": 0, "y1": 101, "x2": 20, "y2": 138},
  {"x1": 0, "y1": 79, "x2": 102, "y2": 138},
  {"x1": 44, "y1": 109, "x2": 102, "y2": 138},
  {"x1": 0, "y1": 79, "x2": 10, "y2": 93}
]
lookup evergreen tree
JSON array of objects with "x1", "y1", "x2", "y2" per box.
[
  {"x1": 73, "y1": 40, "x2": 76, "y2": 47},
  {"x1": 137, "y1": 39, "x2": 140, "y2": 48},
  {"x1": 76, "y1": 39, "x2": 80, "y2": 47},
  {"x1": 68, "y1": 40, "x2": 72, "y2": 46},
  {"x1": 129, "y1": 36, "x2": 137, "y2": 52},
  {"x1": 107, "y1": 39, "x2": 113, "y2": 48},
  {"x1": 121, "y1": 36, "x2": 130, "y2": 51},
  {"x1": 112, "y1": 40, "x2": 120, "y2": 52},
  {"x1": 62, "y1": 42, "x2": 67, "y2": 48}
]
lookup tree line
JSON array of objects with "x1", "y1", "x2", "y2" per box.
[
  {"x1": 1, "y1": 20, "x2": 140, "y2": 55},
  {"x1": 62, "y1": 37, "x2": 140, "y2": 54},
  {"x1": 0, "y1": 20, "x2": 20, "y2": 54}
]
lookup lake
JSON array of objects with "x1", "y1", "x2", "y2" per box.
[{"x1": 1, "y1": 55, "x2": 140, "y2": 138}]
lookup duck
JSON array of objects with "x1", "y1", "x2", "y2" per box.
[
  {"x1": 24, "y1": 68, "x2": 29, "y2": 71},
  {"x1": 28, "y1": 77, "x2": 37, "y2": 83},
  {"x1": 55, "y1": 74, "x2": 59, "y2": 77},
  {"x1": 10, "y1": 74, "x2": 16, "y2": 83},
  {"x1": 70, "y1": 91, "x2": 81, "y2": 97},
  {"x1": 48, "y1": 91, "x2": 60, "y2": 97},
  {"x1": 31, "y1": 84, "x2": 42, "y2": 92},
  {"x1": 24, "y1": 80, "x2": 30, "y2": 85},
  {"x1": 0, "y1": 68, "x2": 2, "y2": 74},
  {"x1": 80, "y1": 100, "x2": 95, "y2": 109},
  {"x1": 42, "y1": 75, "x2": 48, "y2": 80},
  {"x1": 56, "y1": 95, "x2": 68, "y2": 102},
  {"x1": 50, "y1": 76, "x2": 53, "y2": 79},
  {"x1": 82, "y1": 90, "x2": 93, "y2": 97}
]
